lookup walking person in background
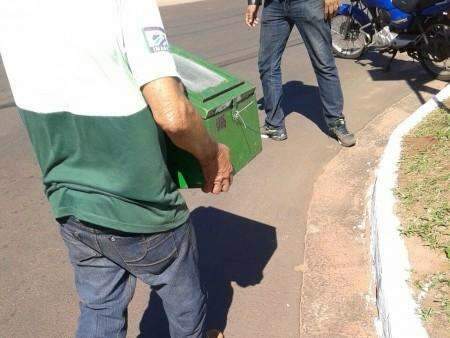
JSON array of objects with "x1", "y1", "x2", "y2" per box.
[
  {"x1": 245, "y1": 0, "x2": 356, "y2": 146},
  {"x1": 0, "y1": 0, "x2": 231, "y2": 337}
]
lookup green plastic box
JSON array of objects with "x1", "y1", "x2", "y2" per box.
[{"x1": 167, "y1": 46, "x2": 262, "y2": 188}]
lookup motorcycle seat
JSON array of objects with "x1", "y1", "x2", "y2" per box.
[{"x1": 393, "y1": 0, "x2": 442, "y2": 13}]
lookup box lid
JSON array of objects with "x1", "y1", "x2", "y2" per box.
[{"x1": 171, "y1": 46, "x2": 245, "y2": 105}]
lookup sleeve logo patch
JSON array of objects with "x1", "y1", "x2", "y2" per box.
[{"x1": 143, "y1": 27, "x2": 169, "y2": 53}]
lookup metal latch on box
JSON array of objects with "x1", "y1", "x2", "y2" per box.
[{"x1": 232, "y1": 98, "x2": 252, "y2": 129}]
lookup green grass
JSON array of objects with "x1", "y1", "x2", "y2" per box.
[
  {"x1": 415, "y1": 272, "x2": 450, "y2": 323},
  {"x1": 397, "y1": 104, "x2": 449, "y2": 324},
  {"x1": 397, "y1": 106, "x2": 449, "y2": 256}
]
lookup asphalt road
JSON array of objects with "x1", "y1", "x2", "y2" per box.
[{"x1": 0, "y1": 1, "x2": 444, "y2": 337}]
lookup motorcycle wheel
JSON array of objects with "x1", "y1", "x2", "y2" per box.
[
  {"x1": 330, "y1": 14, "x2": 367, "y2": 59},
  {"x1": 418, "y1": 22, "x2": 450, "y2": 81}
]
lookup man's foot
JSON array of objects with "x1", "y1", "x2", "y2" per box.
[
  {"x1": 206, "y1": 329, "x2": 224, "y2": 338},
  {"x1": 261, "y1": 124, "x2": 288, "y2": 141},
  {"x1": 328, "y1": 118, "x2": 356, "y2": 147}
]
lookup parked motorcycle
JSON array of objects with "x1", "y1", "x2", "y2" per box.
[{"x1": 330, "y1": 0, "x2": 450, "y2": 80}]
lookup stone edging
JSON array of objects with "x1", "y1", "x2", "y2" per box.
[{"x1": 370, "y1": 84, "x2": 450, "y2": 338}]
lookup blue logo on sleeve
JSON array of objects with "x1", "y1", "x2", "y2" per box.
[{"x1": 143, "y1": 27, "x2": 169, "y2": 53}]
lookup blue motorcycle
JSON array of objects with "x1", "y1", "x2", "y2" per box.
[{"x1": 330, "y1": 0, "x2": 450, "y2": 80}]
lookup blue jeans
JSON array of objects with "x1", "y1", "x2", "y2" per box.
[
  {"x1": 59, "y1": 216, "x2": 206, "y2": 338},
  {"x1": 258, "y1": 0, "x2": 344, "y2": 129}
]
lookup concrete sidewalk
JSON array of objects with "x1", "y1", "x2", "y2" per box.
[{"x1": 300, "y1": 80, "x2": 446, "y2": 337}]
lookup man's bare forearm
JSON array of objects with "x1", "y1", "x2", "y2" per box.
[{"x1": 141, "y1": 77, "x2": 218, "y2": 164}]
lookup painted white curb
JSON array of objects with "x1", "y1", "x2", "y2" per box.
[{"x1": 370, "y1": 84, "x2": 450, "y2": 338}]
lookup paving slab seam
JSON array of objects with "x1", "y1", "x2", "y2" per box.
[
  {"x1": 157, "y1": 0, "x2": 204, "y2": 7},
  {"x1": 370, "y1": 84, "x2": 450, "y2": 338}
]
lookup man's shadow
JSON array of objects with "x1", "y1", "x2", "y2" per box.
[
  {"x1": 257, "y1": 81, "x2": 329, "y2": 135},
  {"x1": 137, "y1": 207, "x2": 277, "y2": 337}
]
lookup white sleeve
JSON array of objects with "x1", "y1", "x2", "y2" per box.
[{"x1": 120, "y1": 0, "x2": 179, "y2": 87}]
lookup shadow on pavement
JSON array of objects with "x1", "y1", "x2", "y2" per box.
[
  {"x1": 354, "y1": 51, "x2": 440, "y2": 104},
  {"x1": 257, "y1": 81, "x2": 329, "y2": 135},
  {"x1": 256, "y1": 51, "x2": 443, "y2": 137},
  {"x1": 282, "y1": 81, "x2": 329, "y2": 134},
  {"x1": 137, "y1": 207, "x2": 277, "y2": 337}
]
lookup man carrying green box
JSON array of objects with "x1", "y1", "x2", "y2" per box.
[{"x1": 0, "y1": 0, "x2": 231, "y2": 337}]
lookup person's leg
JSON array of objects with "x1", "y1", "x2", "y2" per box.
[
  {"x1": 289, "y1": 0, "x2": 356, "y2": 146},
  {"x1": 154, "y1": 221, "x2": 206, "y2": 338},
  {"x1": 59, "y1": 217, "x2": 136, "y2": 338},
  {"x1": 258, "y1": 0, "x2": 293, "y2": 131},
  {"x1": 289, "y1": 0, "x2": 344, "y2": 126},
  {"x1": 108, "y1": 220, "x2": 207, "y2": 338}
]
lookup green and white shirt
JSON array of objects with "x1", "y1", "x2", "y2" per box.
[{"x1": 0, "y1": 0, "x2": 189, "y2": 233}]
